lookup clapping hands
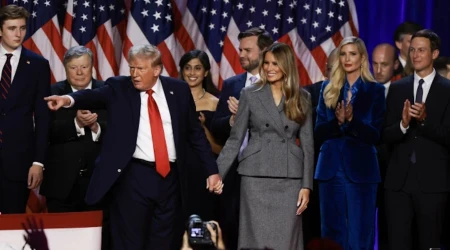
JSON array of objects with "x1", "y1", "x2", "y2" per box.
[{"x1": 335, "y1": 100, "x2": 353, "y2": 125}]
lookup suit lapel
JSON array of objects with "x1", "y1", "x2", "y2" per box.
[
  {"x1": 424, "y1": 74, "x2": 445, "y2": 119},
  {"x1": 257, "y1": 84, "x2": 284, "y2": 135},
  {"x1": 63, "y1": 80, "x2": 74, "y2": 94},
  {"x1": 127, "y1": 78, "x2": 141, "y2": 130},
  {"x1": 5, "y1": 49, "x2": 32, "y2": 110},
  {"x1": 234, "y1": 73, "x2": 247, "y2": 98},
  {"x1": 160, "y1": 76, "x2": 179, "y2": 148}
]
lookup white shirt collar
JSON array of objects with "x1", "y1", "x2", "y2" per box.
[
  {"x1": 0, "y1": 44, "x2": 22, "y2": 59},
  {"x1": 71, "y1": 81, "x2": 92, "y2": 92},
  {"x1": 151, "y1": 78, "x2": 164, "y2": 96},
  {"x1": 246, "y1": 72, "x2": 260, "y2": 86},
  {"x1": 398, "y1": 55, "x2": 406, "y2": 67},
  {"x1": 414, "y1": 69, "x2": 436, "y2": 86},
  {"x1": 384, "y1": 81, "x2": 391, "y2": 97}
]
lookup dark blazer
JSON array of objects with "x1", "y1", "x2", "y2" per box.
[
  {"x1": 40, "y1": 79, "x2": 106, "y2": 200},
  {"x1": 0, "y1": 48, "x2": 51, "y2": 181},
  {"x1": 314, "y1": 79, "x2": 386, "y2": 183},
  {"x1": 304, "y1": 80, "x2": 323, "y2": 128},
  {"x1": 210, "y1": 73, "x2": 246, "y2": 145},
  {"x1": 68, "y1": 76, "x2": 218, "y2": 206},
  {"x1": 382, "y1": 74, "x2": 450, "y2": 192}
]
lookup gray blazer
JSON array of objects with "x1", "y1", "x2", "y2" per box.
[{"x1": 217, "y1": 83, "x2": 314, "y2": 190}]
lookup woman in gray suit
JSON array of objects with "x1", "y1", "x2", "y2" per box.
[{"x1": 217, "y1": 43, "x2": 314, "y2": 250}]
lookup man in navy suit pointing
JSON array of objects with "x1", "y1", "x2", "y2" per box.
[{"x1": 45, "y1": 44, "x2": 223, "y2": 250}]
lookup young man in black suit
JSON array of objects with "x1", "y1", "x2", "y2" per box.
[
  {"x1": 383, "y1": 29, "x2": 450, "y2": 250},
  {"x1": 0, "y1": 4, "x2": 50, "y2": 214}
]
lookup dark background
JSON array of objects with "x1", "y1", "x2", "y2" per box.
[{"x1": 355, "y1": 0, "x2": 450, "y2": 58}]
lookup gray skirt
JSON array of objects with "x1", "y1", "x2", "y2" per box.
[{"x1": 238, "y1": 175, "x2": 304, "y2": 250}]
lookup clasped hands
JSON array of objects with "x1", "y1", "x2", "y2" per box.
[
  {"x1": 76, "y1": 110, "x2": 99, "y2": 132},
  {"x1": 402, "y1": 100, "x2": 426, "y2": 128},
  {"x1": 206, "y1": 174, "x2": 224, "y2": 195},
  {"x1": 335, "y1": 100, "x2": 353, "y2": 125}
]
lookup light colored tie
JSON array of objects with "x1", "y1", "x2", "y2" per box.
[{"x1": 239, "y1": 76, "x2": 257, "y2": 158}]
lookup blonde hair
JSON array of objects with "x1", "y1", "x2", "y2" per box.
[
  {"x1": 324, "y1": 36, "x2": 375, "y2": 108},
  {"x1": 258, "y1": 43, "x2": 310, "y2": 124}
]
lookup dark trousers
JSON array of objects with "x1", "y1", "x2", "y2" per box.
[
  {"x1": 385, "y1": 189, "x2": 448, "y2": 250},
  {"x1": 319, "y1": 169, "x2": 378, "y2": 250},
  {"x1": 218, "y1": 162, "x2": 240, "y2": 250},
  {"x1": 0, "y1": 158, "x2": 29, "y2": 214},
  {"x1": 46, "y1": 174, "x2": 94, "y2": 213},
  {"x1": 109, "y1": 160, "x2": 180, "y2": 250},
  {"x1": 46, "y1": 174, "x2": 111, "y2": 250}
]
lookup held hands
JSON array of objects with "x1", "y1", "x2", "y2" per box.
[
  {"x1": 206, "y1": 174, "x2": 224, "y2": 194},
  {"x1": 28, "y1": 165, "x2": 43, "y2": 189},
  {"x1": 44, "y1": 95, "x2": 71, "y2": 111},
  {"x1": 296, "y1": 188, "x2": 310, "y2": 215},
  {"x1": 335, "y1": 100, "x2": 353, "y2": 125},
  {"x1": 198, "y1": 112, "x2": 206, "y2": 126},
  {"x1": 401, "y1": 100, "x2": 412, "y2": 128}
]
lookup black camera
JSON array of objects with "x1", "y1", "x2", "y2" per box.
[{"x1": 187, "y1": 214, "x2": 217, "y2": 247}]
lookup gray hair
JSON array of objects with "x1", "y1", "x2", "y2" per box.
[
  {"x1": 63, "y1": 46, "x2": 93, "y2": 66},
  {"x1": 128, "y1": 44, "x2": 163, "y2": 68}
]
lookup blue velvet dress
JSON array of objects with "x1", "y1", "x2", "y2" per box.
[{"x1": 314, "y1": 77, "x2": 386, "y2": 250}]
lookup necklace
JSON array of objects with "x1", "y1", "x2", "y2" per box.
[{"x1": 194, "y1": 88, "x2": 206, "y2": 102}]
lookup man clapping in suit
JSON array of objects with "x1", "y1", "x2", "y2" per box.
[
  {"x1": 45, "y1": 44, "x2": 222, "y2": 250},
  {"x1": 40, "y1": 46, "x2": 106, "y2": 213},
  {"x1": 383, "y1": 29, "x2": 450, "y2": 250}
]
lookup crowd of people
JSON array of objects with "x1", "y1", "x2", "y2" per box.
[{"x1": 1, "y1": 3, "x2": 450, "y2": 250}]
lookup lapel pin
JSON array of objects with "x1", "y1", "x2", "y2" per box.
[
  {"x1": 26, "y1": 61, "x2": 30, "y2": 64},
  {"x1": 170, "y1": 91, "x2": 174, "y2": 95}
]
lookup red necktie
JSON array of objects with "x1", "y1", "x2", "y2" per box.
[
  {"x1": 0, "y1": 53, "x2": 13, "y2": 100},
  {"x1": 146, "y1": 89, "x2": 170, "y2": 177}
]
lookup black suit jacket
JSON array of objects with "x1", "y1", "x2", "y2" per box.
[
  {"x1": 40, "y1": 79, "x2": 106, "y2": 200},
  {"x1": 382, "y1": 74, "x2": 450, "y2": 192},
  {"x1": 0, "y1": 48, "x2": 51, "y2": 181},
  {"x1": 68, "y1": 76, "x2": 218, "y2": 207}
]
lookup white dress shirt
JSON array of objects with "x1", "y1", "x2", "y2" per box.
[
  {"x1": 132, "y1": 78, "x2": 176, "y2": 162},
  {"x1": 0, "y1": 45, "x2": 44, "y2": 167},
  {"x1": 245, "y1": 73, "x2": 260, "y2": 87},
  {"x1": 398, "y1": 55, "x2": 406, "y2": 68},
  {"x1": 0, "y1": 45, "x2": 21, "y2": 81},
  {"x1": 400, "y1": 69, "x2": 436, "y2": 133},
  {"x1": 384, "y1": 81, "x2": 391, "y2": 97},
  {"x1": 71, "y1": 82, "x2": 101, "y2": 141}
]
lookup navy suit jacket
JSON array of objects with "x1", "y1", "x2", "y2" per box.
[
  {"x1": 314, "y1": 79, "x2": 386, "y2": 183},
  {"x1": 210, "y1": 73, "x2": 246, "y2": 145},
  {"x1": 0, "y1": 48, "x2": 51, "y2": 181},
  {"x1": 382, "y1": 74, "x2": 450, "y2": 192},
  {"x1": 68, "y1": 76, "x2": 218, "y2": 206}
]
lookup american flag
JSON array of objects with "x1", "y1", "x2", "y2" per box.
[
  {"x1": 8, "y1": 0, "x2": 66, "y2": 83},
  {"x1": 6, "y1": 0, "x2": 357, "y2": 87},
  {"x1": 119, "y1": 0, "x2": 358, "y2": 87},
  {"x1": 62, "y1": 0, "x2": 127, "y2": 80}
]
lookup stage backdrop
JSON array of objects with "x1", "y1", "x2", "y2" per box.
[
  {"x1": 0, "y1": 0, "x2": 448, "y2": 88},
  {"x1": 356, "y1": 0, "x2": 450, "y2": 59}
]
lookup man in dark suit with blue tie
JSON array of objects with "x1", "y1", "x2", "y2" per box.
[
  {"x1": 210, "y1": 27, "x2": 273, "y2": 249},
  {"x1": 45, "y1": 44, "x2": 223, "y2": 250},
  {"x1": 383, "y1": 29, "x2": 450, "y2": 250},
  {"x1": 0, "y1": 4, "x2": 50, "y2": 214}
]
